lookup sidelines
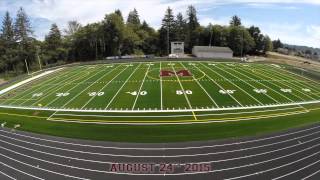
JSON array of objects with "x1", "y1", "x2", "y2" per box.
[{"x1": 0, "y1": 100, "x2": 319, "y2": 113}]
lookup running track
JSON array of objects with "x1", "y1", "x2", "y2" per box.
[{"x1": 0, "y1": 124, "x2": 320, "y2": 180}]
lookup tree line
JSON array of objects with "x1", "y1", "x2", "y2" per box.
[{"x1": 0, "y1": 6, "x2": 275, "y2": 75}]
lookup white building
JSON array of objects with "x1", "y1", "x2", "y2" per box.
[
  {"x1": 192, "y1": 46, "x2": 233, "y2": 59},
  {"x1": 171, "y1": 42, "x2": 184, "y2": 56}
]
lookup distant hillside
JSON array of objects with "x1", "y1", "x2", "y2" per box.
[{"x1": 283, "y1": 44, "x2": 320, "y2": 60}]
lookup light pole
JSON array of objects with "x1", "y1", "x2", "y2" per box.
[{"x1": 24, "y1": 59, "x2": 30, "y2": 75}]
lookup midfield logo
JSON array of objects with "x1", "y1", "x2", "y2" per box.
[{"x1": 160, "y1": 70, "x2": 192, "y2": 77}]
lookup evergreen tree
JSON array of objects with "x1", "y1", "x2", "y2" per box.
[
  {"x1": 159, "y1": 7, "x2": 175, "y2": 55},
  {"x1": 185, "y1": 5, "x2": 200, "y2": 52},
  {"x1": 127, "y1": 8, "x2": 140, "y2": 26},
  {"x1": 174, "y1": 12, "x2": 186, "y2": 41},
  {"x1": 14, "y1": 7, "x2": 33, "y2": 43},
  {"x1": 230, "y1": 15, "x2": 242, "y2": 26},
  {"x1": 263, "y1": 35, "x2": 273, "y2": 52},
  {"x1": 1, "y1": 11, "x2": 15, "y2": 42}
]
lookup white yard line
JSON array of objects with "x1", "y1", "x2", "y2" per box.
[
  {"x1": 61, "y1": 66, "x2": 119, "y2": 108},
  {"x1": 0, "y1": 68, "x2": 63, "y2": 95},
  {"x1": 160, "y1": 61, "x2": 163, "y2": 110},
  {"x1": 198, "y1": 65, "x2": 243, "y2": 107},
  {"x1": 202, "y1": 63, "x2": 264, "y2": 106},
  {"x1": 13, "y1": 67, "x2": 86, "y2": 106},
  {"x1": 46, "y1": 66, "x2": 107, "y2": 106},
  {"x1": 31, "y1": 68, "x2": 96, "y2": 107},
  {"x1": 219, "y1": 64, "x2": 280, "y2": 104},
  {"x1": 255, "y1": 68, "x2": 318, "y2": 100},
  {"x1": 225, "y1": 65, "x2": 299, "y2": 103},
  {"x1": 180, "y1": 62, "x2": 219, "y2": 108},
  {"x1": 104, "y1": 64, "x2": 141, "y2": 110},
  {"x1": 171, "y1": 65, "x2": 193, "y2": 109},
  {"x1": 80, "y1": 66, "x2": 129, "y2": 109},
  {"x1": 131, "y1": 65, "x2": 150, "y2": 110}
]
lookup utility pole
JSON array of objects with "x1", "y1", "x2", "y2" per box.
[
  {"x1": 209, "y1": 25, "x2": 213, "y2": 47},
  {"x1": 36, "y1": 46, "x2": 42, "y2": 71},
  {"x1": 25, "y1": 59, "x2": 30, "y2": 75}
]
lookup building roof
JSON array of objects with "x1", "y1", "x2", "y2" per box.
[{"x1": 193, "y1": 46, "x2": 233, "y2": 53}]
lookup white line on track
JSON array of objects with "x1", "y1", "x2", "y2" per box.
[
  {"x1": 0, "y1": 170, "x2": 16, "y2": 180},
  {"x1": 0, "y1": 123, "x2": 319, "y2": 159},
  {"x1": 225, "y1": 143, "x2": 320, "y2": 179},
  {"x1": 104, "y1": 64, "x2": 141, "y2": 110},
  {"x1": 61, "y1": 65, "x2": 119, "y2": 108},
  {"x1": 0, "y1": 151, "x2": 89, "y2": 180},
  {"x1": 80, "y1": 65, "x2": 129, "y2": 109},
  {"x1": 302, "y1": 168, "x2": 320, "y2": 180},
  {"x1": 1, "y1": 124, "x2": 319, "y2": 150},
  {"x1": 180, "y1": 62, "x2": 219, "y2": 108},
  {"x1": 0, "y1": 160, "x2": 44, "y2": 180},
  {"x1": 0, "y1": 130, "x2": 319, "y2": 176},
  {"x1": 132, "y1": 64, "x2": 150, "y2": 110},
  {"x1": 196, "y1": 64, "x2": 243, "y2": 107},
  {"x1": 272, "y1": 158, "x2": 320, "y2": 180}
]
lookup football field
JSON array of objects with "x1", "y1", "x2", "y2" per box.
[{"x1": 0, "y1": 61, "x2": 319, "y2": 124}]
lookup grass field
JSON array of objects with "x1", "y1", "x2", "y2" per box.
[{"x1": 0, "y1": 60, "x2": 319, "y2": 142}]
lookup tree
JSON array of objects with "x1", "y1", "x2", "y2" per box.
[
  {"x1": 228, "y1": 26, "x2": 255, "y2": 56},
  {"x1": 248, "y1": 26, "x2": 265, "y2": 53},
  {"x1": 159, "y1": 7, "x2": 175, "y2": 55},
  {"x1": 14, "y1": 7, "x2": 33, "y2": 43},
  {"x1": 42, "y1": 23, "x2": 66, "y2": 64},
  {"x1": 1, "y1": 11, "x2": 15, "y2": 42},
  {"x1": 263, "y1": 35, "x2": 273, "y2": 52},
  {"x1": 272, "y1": 39, "x2": 283, "y2": 50},
  {"x1": 127, "y1": 8, "x2": 140, "y2": 26},
  {"x1": 185, "y1": 5, "x2": 200, "y2": 52},
  {"x1": 64, "y1": 20, "x2": 82, "y2": 37},
  {"x1": 174, "y1": 12, "x2": 186, "y2": 41},
  {"x1": 230, "y1": 15, "x2": 241, "y2": 26}
]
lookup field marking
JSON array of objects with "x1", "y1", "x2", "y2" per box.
[
  {"x1": 0, "y1": 68, "x2": 63, "y2": 96},
  {"x1": 53, "y1": 106, "x2": 304, "y2": 118},
  {"x1": 132, "y1": 64, "x2": 150, "y2": 110},
  {"x1": 302, "y1": 169, "x2": 320, "y2": 180},
  {"x1": 12, "y1": 66, "x2": 88, "y2": 106},
  {"x1": 30, "y1": 67, "x2": 98, "y2": 107},
  {"x1": 104, "y1": 64, "x2": 141, "y2": 110},
  {"x1": 202, "y1": 63, "x2": 264, "y2": 106},
  {"x1": 254, "y1": 68, "x2": 318, "y2": 100},
  {"x1": 81, "y1": 65, "x2": 129, "y2": 109},
  {"x1": 47, "y1": 109, "x2": 309, "y2": 124},
  {"x1": 2, "y1": 67, "x2": 80, "y2": 105},
  {"x1": 226, "y1": 64, "x2": 300, "y2": 103},
  {"x1": 160, "y1": 61, "x2": 163, "y2": 110},
  {"x1": 219, "y1": 64, "x2": 279, "y2": 104},
  {"x1": 1, "y1": 100, "x2": 319, "y2": 113},
  {"x1": 180, "y1": 62, "x2": 219, "y2": 108},
  {"x1": 61, "y1": 65, "x2": 119, "y2": 108},
  {"x1": 45, "y1": 65, "x2": 107, "y2": 107},
  {"x1": 267, "y1": 65, "x2": 320, "y2": 93},
  {"x1": 171, "y1": 65, "x2": 194, "y2": 115},
  {"x1": 196, "y1": 64, "x2": 243, "y2": 107}
]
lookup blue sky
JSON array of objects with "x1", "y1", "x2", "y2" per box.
[{"x1": 0, "y1": 0, "x2": 319, "y2": 48}]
